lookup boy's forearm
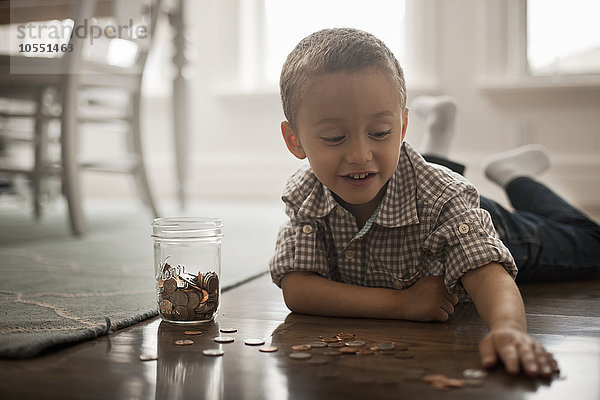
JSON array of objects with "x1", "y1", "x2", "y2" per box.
[
  {"x1": 461, "y1": 262, "x2": 527, "y2": 331},
  {"x1": 281, "y1": 271, "x2": 406, "y2": 319}
]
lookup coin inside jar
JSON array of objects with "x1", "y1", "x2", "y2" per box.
[
  {"x1": 169, "y1": 290, "x2": 189, "y2": 307},
  {"x1": 186, "y1": 291, "x2": 200, "y2": 309},
  {"x1": 172, "y1": 305, "x2": 190, "y2": 320}
]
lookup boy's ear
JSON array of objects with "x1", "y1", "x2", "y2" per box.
[
  {"x1": 281, "y1": 121, "x2": 306, "y2": 159},
  {"x1": 401, "y1": 108, "x2": 409, "y2": 142}
]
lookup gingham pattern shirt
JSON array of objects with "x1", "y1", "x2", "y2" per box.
[{"x1": 269, "y1": 142, "x2": 517, "y2": 298}]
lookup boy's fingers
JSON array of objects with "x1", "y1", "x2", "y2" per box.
[
  {"x1": 517, "y1": 343, "x2": 539, "y2": 376},
  {"x1": 533, "y1": 343, "x2": 556, "y2": 377},
  {"x1": 497, "y1": 343, "x2": 520, "y2": 374},
  {"x1": 479, "y1": 336, "x2": 498, "y2": 369},
  {"x1": 440, "y1": 300, "x2": 455, "y2": 317}
]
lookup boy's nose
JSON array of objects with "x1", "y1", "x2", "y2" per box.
[{"x1": 344, "y1": 137, "x2": 373, "y2": 165}]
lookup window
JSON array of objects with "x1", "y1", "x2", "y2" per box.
[
  {"x1": 262, "y1": 0, "x2": 406, "y2": 84},
  {"x1": 527, "y1": 0, "x2": 600, "y2": 76}
]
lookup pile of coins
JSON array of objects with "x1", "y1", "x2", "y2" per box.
[
  {"x1": 286, "y1": 332, "x2": 415, "y2": 359},
  {"x1": 157, "y1": 263, "x2": 219, "y2": 322}
]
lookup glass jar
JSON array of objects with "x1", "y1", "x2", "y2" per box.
[{"x1": 152, "y1": 217, "x2": 223, "y2": 324}]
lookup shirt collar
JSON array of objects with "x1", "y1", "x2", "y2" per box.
[
  {"x1": 374, "y1": 142, "x2": 420, "y2": 228},
  {"x1": 296, "y1": 179, "x2": 338, "y2": 219}
]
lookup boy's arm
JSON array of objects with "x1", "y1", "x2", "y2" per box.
[
  {"x1": 461, "y1": 262, "x2": 559, "y2": 377},
  {"x1": 281, "y1": 271, "x2": 458, "y2": 322}
]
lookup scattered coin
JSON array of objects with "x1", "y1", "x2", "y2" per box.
[
  {"x1": 139, "y1": 354, "x2": 158, "y2": 361},
  {"x1": 245, "y1": 339, "x2": 265, "y2": 346},
  {"x1": 463, "y1": 369, "x2": 488, "y2": 379},
  {"x1": 214, "y1": 336, "x2": 235, "y2": 343},
  {"x1": 292, "y1": 344, "x2": 311, "y2": 351},
  {"x1": 337, "y1": 332, "x2": 355, "y2": 340},
  {"x1": 356, "y1": 348, "x2": 374, "y2": 355},
  {"x1": 184, "y1": 330, "x2": 203, "y2": 336},
  {"x1": 308, "y1": 357, "x2": 328, "y2": 365},
  {"x1": 308, "y1": 341, "x2": 327, "y2": 348},
  {"x1": 323, "y1": 350, "x2": 342, "y2": 356},
  {"x1": 220, "y1": 328, "x2": 238, "y2": 333},
  {"x1": 320, "y1": 336, "x2": 341, "y2": 343},
  {"x1": 339, "y1": 346, "x2": 358, "y2": 354},
  {"x1": 345, "y1": 340, "x2": 366, "y2": 347},
  {"x1": 289, "y1": 352, "x2": 312, "y2": 360},
  {"x1": 327, "y1": 342, "x2": 345, "y2": 348},
  {"x1": 259, "y1": 345, "x2": 278, "y2": 353},
  {"x1": 202, "y1": 349, "x2": 224, "y2": 357},
  {"x1": 175, "y1": 339, "x2": 194, "y2": 346},
  {"x1": 423, "y1": 374, "x2": 466, "y2": 390},
  {"x1": 370, "y1": 343, "x2": 395, "y2": 351}
]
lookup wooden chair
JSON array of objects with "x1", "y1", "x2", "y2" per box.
[{"x1": 0, "y1": 0, "x2": 161, "y2": 235}]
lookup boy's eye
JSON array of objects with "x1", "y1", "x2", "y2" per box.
[
  {"x1": 369, "y1": 130, "x2": 392, "y2": 139},
  {"x1": 321, "y1": 135, "x2": 345, "y2": 143}
]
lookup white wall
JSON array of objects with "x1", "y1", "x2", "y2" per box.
[{"x1": 88, "y1": 0, "x2": 599, "y2": 216}]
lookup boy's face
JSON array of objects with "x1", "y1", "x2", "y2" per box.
[{"x1": 282, "y1": 68, "x2": 408, "y2": 210}]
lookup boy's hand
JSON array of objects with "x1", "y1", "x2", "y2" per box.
[
  {"x1": 402, "y1": 276, "x2": 458, "y2": 321},
  {"x1": 480, "y1": 326, "x2": 559, "y2": 378}
]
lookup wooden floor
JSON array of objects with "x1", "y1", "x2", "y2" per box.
[{"x1": 0, "y1": 274, "x2": 599, "y2": 400}]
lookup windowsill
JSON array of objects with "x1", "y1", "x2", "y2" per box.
[{"x1": 477, "y1": 75, "x2": 600, "y2": 94}]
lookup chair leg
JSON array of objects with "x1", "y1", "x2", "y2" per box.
[
  {"x1": 130, "y1": 91, "x2": 159, "y2": 218},
  {"x1": 33, "y1": 87, "x2": 49, "y2": 220},
  {"x1": 61, "y1": 78, "x2": 85, "y2": 236}
]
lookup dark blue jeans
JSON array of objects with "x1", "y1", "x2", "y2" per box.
[{"x1": 424, "y1": 155, "x2": 600, "y2": 283}]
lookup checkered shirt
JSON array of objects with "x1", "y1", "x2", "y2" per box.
[{"x1": 269, "y1": 142, "x2": 517, "y2": 298}]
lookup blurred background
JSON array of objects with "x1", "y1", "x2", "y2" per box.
[{"x1": 1, "y1": 0, "x2": 599, "y2": 236}]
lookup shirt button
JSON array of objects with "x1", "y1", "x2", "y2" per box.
[
  {"x1": 336, "y1": 208, "x2": 345, "y2": 217},
  {"x1": 302, "y1": 225, "x2": 313, "y2": 235},
  {"x1": 344, "y1": 250, "x2": 355, "y2": 260},
  {"x1": 459, "y1": 223, "x2": 470, "y2": 234}
]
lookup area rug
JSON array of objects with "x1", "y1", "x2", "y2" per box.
[{"x1": 0, "y1": 199, "x2": 285, "y2": 358}]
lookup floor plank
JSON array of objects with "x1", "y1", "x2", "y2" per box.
[{"x1": 0, "y1": 275, "x2": 599, "y2": 400}]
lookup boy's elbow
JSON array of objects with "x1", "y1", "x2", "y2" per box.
[{"x1": 280, "y1": 272, "x2": 310, "y2": 313}]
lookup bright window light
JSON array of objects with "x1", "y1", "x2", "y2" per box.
[
  {"x1": 264, "y1": 0, "x2": 406, "y2": 83},
  {"x1": 527, "y1": 0, "x2": 600, "y2": 76}
]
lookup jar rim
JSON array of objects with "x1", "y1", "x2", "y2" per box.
[{"x1": 151, "y1": 217, "x2": 223, "y2": 239}]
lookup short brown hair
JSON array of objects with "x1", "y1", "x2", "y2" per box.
[{"x1": 280, "y1": 28, "x2": 407, "y2": 132}]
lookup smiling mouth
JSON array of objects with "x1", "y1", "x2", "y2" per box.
[{"x1": 345, "y1": 173, "x2": 374, "y2": 180}]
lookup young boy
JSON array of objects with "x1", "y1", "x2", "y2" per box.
[{"x1": 270, "y1": 28, "x2": 559, "y2": 378}]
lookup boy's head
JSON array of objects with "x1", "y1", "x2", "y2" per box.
[
  {"x1": 279, "y1": 28, "x2": 409, "y2": 217},
  {"x1": 280, "y1": 28, "x2": 407, "y2": 133}
]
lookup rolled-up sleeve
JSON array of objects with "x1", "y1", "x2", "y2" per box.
[
  {"x1": 269, "y1": 219, "x2": 331, "y2": 287},
  {"x1": 424, "y1": 186, "x2": 517, "y2": 297}
]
